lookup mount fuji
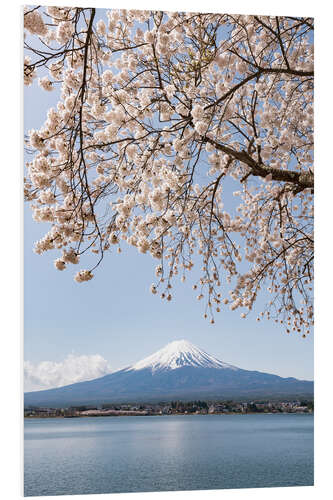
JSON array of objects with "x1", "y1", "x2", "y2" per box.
[
  {"x1": 126, "y1": 339, "x2": 238, "y2": 373},
  {"x1": 24, "y1": 340, "x2": 313, "y2": 407}
]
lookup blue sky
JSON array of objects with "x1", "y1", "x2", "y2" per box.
[{"x1": 24, "y1": 7, "x2": 313, "y2": 390}]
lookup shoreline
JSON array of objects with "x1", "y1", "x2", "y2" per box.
[{"x1": 24, "y1": 411, "x2": 313, "y2": 419}]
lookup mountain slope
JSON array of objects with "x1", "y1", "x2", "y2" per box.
[
  {"x1": 24, "y1": 340, "x2": 313, "y2": 407},
  {"x1": 125, "y1": 340, "x2": 238, "y2": 372}
]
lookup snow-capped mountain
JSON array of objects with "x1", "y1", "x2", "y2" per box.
[
  {"x1": 24, "y1": 340, "x2": 313, "y2": 408},
  {"x1": 126, "y1": 340, "x2": 238, "y2": 373}
]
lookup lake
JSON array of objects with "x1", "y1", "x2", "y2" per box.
[{"x1": 24, "y1": 413, "x2": 314, "y2": 496}]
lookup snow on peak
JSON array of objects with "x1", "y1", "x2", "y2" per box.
[{"x1": 126, "y1": 340, "x2": 238, "y2": 373}]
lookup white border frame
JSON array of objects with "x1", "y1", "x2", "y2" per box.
[{"x1": 1, "y1": 1, "x2": 332, "y2": 499}]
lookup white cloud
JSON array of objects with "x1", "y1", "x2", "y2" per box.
[{"x1": 24, "y1": 354, "x2": 112, "y2": 392}]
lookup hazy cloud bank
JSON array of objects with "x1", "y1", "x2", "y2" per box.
[{"x1": 24, "y1": 354, "x2": 112, "y2": 392}]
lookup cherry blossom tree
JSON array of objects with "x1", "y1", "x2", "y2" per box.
[{"x1": 24, "y1": 6, "x2": 314, "y2": 335}]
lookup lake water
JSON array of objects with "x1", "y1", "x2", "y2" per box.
[{"x1": 24, "y1": 414, "x2": 313, "y2": 496}]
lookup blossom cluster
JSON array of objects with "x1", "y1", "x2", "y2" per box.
[{"x1": 24, "y1": 7, "x2": 314, "y2": 334}]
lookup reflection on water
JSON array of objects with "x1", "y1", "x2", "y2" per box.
[{"x1": 24, "y1": 414, "x2": 314, "y2": 497}]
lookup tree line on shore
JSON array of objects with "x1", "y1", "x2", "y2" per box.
[{"x1": 24, "y1": 399, "x2": 314, "y2": 417}]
